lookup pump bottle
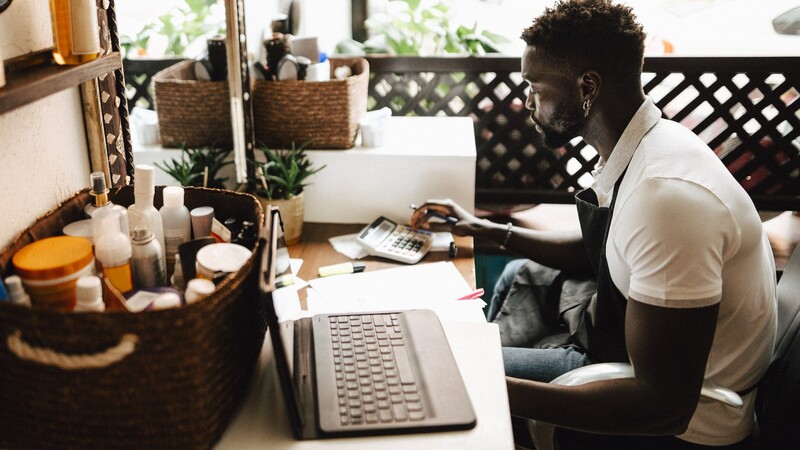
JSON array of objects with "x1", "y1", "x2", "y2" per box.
[
  {"x1": 128, "y1": 164, "x2": 166, "y2": 276},
  {"x1": 84, "y1": 171, "x2": 114, "y2": 218},
  {"x1": 95, "y1": 210, "x2": 134, "y2": 294}
]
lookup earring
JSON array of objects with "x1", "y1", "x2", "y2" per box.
[{"x1": 583, "y1": 99, "x2": 592, "y2": 117}]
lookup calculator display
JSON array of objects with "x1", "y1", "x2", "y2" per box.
[{"x1": 360, "y1": 218, "x2": 396, "y2": 246}]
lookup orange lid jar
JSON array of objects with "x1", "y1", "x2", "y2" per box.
[{"x1": 12, "y1": 236, "x2": 95, "y2": 310}]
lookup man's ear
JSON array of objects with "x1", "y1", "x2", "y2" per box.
[{"x1": 581, "y1": 70, "x2": 601, "y2": 102}]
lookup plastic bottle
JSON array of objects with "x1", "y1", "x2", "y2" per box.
[
  {"x1": 306, "y1": 52, "x2": 330, "y2": 82},
  {"x1": 171, "y1": 253, "x2": 186, "y2": 291},
  {"x1": 74, "y1": 275, "x2": 105, "y2": 312},
  {"x1": 0, "y1": 45, "x2": 6, "y2": 88},
  {"x1": 128, "y1": 164, "x2": 166, "y2": 276},
  {"x1": 84, "y1": 171, "x2": 114, "y2": 218},
  {"x1": 48, "y1": 0, "x2": 101, "y2": 65},
  {"x1": 159, "y1": 186, "x2": 191, "y2": 276},
  {"x1": 130, "y1": 226, "x2": 167, "y2": 288},
  {"x1": 4, "y1": 276, "x2": 31, "y2": 307},
  {"x1": 184, "y1": 278, "x2": 216, "y2": 304},
  {"x1": 95, "y1": 210, "x2": 134, "y2": 294}
]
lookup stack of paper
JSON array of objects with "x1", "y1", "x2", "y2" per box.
[{"x1": 274, "y1": 261, "x2": 486, "y2": 323}]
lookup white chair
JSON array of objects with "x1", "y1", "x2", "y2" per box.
[{"x1": 527, "y1": 364, "x2": 743, "y2": 450}]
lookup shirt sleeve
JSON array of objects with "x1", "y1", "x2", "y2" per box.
[{"x1": 612, "y1": 177, "x2": 740, "y2": 308}]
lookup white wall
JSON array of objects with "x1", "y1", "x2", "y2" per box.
[{"x1": 0, "y1": 1, "x2": 92, "y2": 249}]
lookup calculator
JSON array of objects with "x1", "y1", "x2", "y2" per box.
[{"x1": 356, "y1": 216, "x2": 433, "y2": 264}]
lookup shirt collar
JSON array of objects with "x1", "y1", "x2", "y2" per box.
[{"x1": 591, "y1": 97, "x2": 661, "y2": 206}]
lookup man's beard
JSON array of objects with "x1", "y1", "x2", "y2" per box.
[{"x1": 534, "y1": 101, "x2": 584, "y2": 149}]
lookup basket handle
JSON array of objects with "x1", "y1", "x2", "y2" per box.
[{"x1": 6, "y1": 330, "x2": 139, "y2": 370}]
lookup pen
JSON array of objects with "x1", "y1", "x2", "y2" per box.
[
  {"x1": 409, "y1": 204, "x2": 458, "y2": 225},
  {"x1": 319, "y1": 262, "x2": 366, "y2": 277},
  {"x1": 456, "y1": 288, "x2": 485, "y2": 300}
]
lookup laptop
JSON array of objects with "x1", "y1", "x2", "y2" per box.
[{"x1": 258, "y1": 207, "x2": 477, "y2": 439}]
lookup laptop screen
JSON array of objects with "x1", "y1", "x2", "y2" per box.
[{"x1": 258, "y1": 207, "x2": 307, "y2": 436}]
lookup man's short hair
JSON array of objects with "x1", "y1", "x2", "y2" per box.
[{"x1": 521, "y1": 0, "x2": 646, "y2": 87}]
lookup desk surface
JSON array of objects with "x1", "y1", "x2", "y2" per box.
[
  {"x1": 216, "y1": 321, "x2": 513, "y2": 449},
  {"x1": 215, "y1": 223, "x2": 512, "y2": 448},
  {"x1": 288, "y1": 222, "x2": 476, "y2": 291}
]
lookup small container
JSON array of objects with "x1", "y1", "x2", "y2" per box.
[
  {"x1": 190, "y1": 206, "x2": 214, "y2": 238},
  {"x1": 185, "y1": 278, "x2": 216, "y2": 304},
  {"x1": 159, "y1": 186, "x2": 191, "y2": 276},
  {"x1": 0, "y1": 45, "x2": 6, "y2": 88},
  {"x1": 95, "y1": 211, "x2": 134, "y2": 294},
  {"x1": 74, "y1": 275, "x2": 105, "y2": 312},
  {"x1": 4, "y1": 276, "x2": 32, "y2": 307},
  {"x1": 63, "y1": 219, "x2": 95, "y2": 244},
  {"x1": 124, "y1": 287, "x2": 183, "y2": 312},
  {"x1": 12, "y1": 236, "x2": 95, "y2": 310},
  {"x1": 171, "y1": 253, "x2": 186, "y2": 291},
  {"x1": 195, "y1": 243, "x2": 252, "y2": 282}
]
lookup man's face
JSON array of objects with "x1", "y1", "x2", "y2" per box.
[{"x1": 521, "y1": 46, "x2": 585, "y2": 149}]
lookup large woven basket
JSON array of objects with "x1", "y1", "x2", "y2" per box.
[
  {"x1": 0, "y1": 186, "x2": 266, "y2": 449},
  {"x1": 252, "y1": 57, "x2": 369, "y2": 149},
  {"x1": 153, "y1": 60, "x2": 233, "y2": 148}
]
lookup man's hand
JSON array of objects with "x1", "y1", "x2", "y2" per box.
[{"x1": 410, "y1": 199, "x2": 486, "y2": 236}]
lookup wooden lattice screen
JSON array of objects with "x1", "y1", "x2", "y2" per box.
[
  {"x1": 366, "y1": 56, "x2": 800, "y2": 211},
  {"x1": 123, "y1": 58, "x2": 185, "y2": 110}
]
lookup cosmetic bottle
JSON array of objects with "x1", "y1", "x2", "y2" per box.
[
  {"x1": 131, "y1": 226, "x2": 167, "y2": 289},
  {"x1": 190, "y1": 206, "x2": 214, "y2": 238},
  {"x1": 0, "y1": 45, "x2": 6, "y2": 88},
  {"x1": 74, "y1": 276, "x2": 105, "y2": 312},
  {"x1": 171, "y1": 254, "x2": 186, "y2": 292},
  {"x1": 4, "y1": 276, "x2": 31, "y2": 307},
  {"x1": 159, "y1": 186, "x2": 191, "y2": 276},
  {"x1": 185, "y1": 278, "x2": 216, "y2": 304},
  {"x1": 48, "y1": 0, "x2": 101, "y2": 65},
  {"x1": 128, "y1": 164, "x2": 166, "y2": 276},
  {"x1": 95, "y1": 210, "x2": 134, "y2": 294},
  {"x1": 84, "y1": 171, "x2": 114, "y2": 218}
]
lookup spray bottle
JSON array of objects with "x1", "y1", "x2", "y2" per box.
[
  {"x1": 128, "y1": 164, "x2": 166, "y2": 276},
  {"x1": 84, "y1": 171, "x2": 113, "y2": 218}
]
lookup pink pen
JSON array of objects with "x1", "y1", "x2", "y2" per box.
[{"x1": 456, "y1": 288, "x2": 485, "y2": 300}]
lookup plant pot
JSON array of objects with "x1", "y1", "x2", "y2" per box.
[{"x1": 257, "y1": 192, "x2": 304, "y2": 245}]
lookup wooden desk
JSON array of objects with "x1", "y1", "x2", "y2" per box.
[{"x1": 288, "y1": 222, "x2": 476, "y2": 291}]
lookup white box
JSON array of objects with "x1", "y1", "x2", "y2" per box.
[{"x1": 303, "y1": 116, "x2": 476, "y2": 224}]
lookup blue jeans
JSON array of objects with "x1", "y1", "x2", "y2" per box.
[{"x1": 489, "y1": 259, "x2": 591, "y2": 382}]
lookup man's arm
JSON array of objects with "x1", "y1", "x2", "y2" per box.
[
  {"x1": 506, "y1": 298, "x2": 719, "y2": 435},
  {"x1": 410, "y1": 199, "x2": 592, "y2": 274}
]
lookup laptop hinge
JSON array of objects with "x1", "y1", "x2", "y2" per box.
[{"x1": 294, "y1": 317, "x2": 318, "y2": 439}]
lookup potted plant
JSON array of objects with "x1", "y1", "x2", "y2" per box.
[
  {"x1": 249, "y1": 141, "x2": 326, "y2": 245},
  {"x1": 154, "y1": 143, "x2": 233, "y2": 189},
  {"x1": 335, "y1": 0, "x2": 508, "y2": 56}
]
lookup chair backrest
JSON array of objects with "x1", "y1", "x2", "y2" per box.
[{"x1": 755, "y1": 240, "x2": 800, "y2": 449}]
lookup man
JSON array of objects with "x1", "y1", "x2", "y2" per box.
[{"x1": 410, "y1": 0, "x2": 777, "y2": 447}]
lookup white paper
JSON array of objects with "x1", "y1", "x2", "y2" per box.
[
  {"x1": 329, "y1": 233, "x2": 369, "y2": 259},
  {"x1": 307, "y1": 261, "x2": 486, "y2": 323}
]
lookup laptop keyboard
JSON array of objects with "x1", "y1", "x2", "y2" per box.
[{"x1": 329, "y1": 313, "x2": 426, "y2": 426}]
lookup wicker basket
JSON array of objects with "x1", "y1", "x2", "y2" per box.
[
  {"x1": 252, "y1": 57, "x2": 369, "y2": 149},
  {"x1": 153, "y1": 60, "x2": 233, "y2": 148},
  {"x1": 0, "y1": 187, "x2": 266, "y2": 449}
]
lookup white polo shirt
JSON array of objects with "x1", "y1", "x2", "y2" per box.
[{"x1": 591, "y1": 98, "x2": 777, "y2": 445}]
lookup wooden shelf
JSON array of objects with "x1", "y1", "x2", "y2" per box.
[{"x1": 0, "y1": 52, "x2": 122, "y2": 115}]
